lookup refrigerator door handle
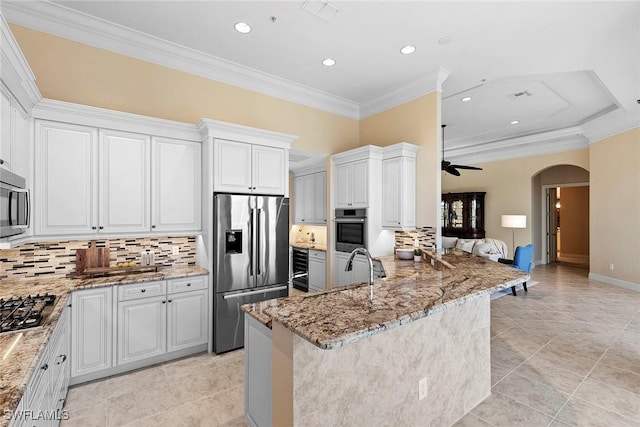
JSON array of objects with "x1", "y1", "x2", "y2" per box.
[
  {"x1": 249, "y1": 208, "x2": 254, "y2": 276},
  {"x1": 222, "y1": 285, "x2": 288, "y2": 300},
  {"x1": 256, "y1": 208, "x2": 262, "y2": 275}
]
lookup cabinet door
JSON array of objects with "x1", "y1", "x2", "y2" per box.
[
  {"x1": 36, "y1": 121, "x2": 98, "y2": 235},
  {"x1": 382, "y1": 158, "x2": 401, "y2": 228},
  {"x1": 334, "y1": 252, "x2": 352, "y2": 286},
  {"x1": 252, "y1": 145, "x2": 285, "y2": 195},
  {"x1": 352, "y1": 256, "x2": 371, "y2": 285},
  {"x1": 100, "y1": 130, "x2": 150, "y2": 233},
  {"x1": 117, "y1": 295, "x2": 166, "y2": 365},
  {"x1": 350, "y1": 160, "x2": 369, "y2": 208},
  {"x1": 214, "y1": 139, "x2": 252, "y2": 193},
  {"x1": 1, "y1": 86, "x2": 11, "y2": 170},
  {"x1": 334, "y1": 163, "x2": 351, "y2": 208},
  {"x1": 292, "y1": 176, "x2": 304, "y2": 223},
  {"x1": 11, "y1": 101, "x2": 30, "y2": 180},
  {"x1": 167, "y1": 289, "x2": 208, "y2": 353},
  {"x1": 152, "y1": 137, "x2": 201, "y2": 232},
  {"x1": 302, "y1": 174, "x2": 315, "y2": 222},
  {"x1": 71, "y1": 287, "x2": 112, "y2": 378},
  {"x1": 312, "y1": 172, "x2": 327, "y2": 224},
  {"x1": 308, "y1": 255, "x2": 326, "y2": 291}
]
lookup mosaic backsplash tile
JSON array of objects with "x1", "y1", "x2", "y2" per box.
[
  {"x1": 395, "y1": 227, "x2": 436, "y2": 251},
  {"x1": 0, "y1": 236, "x2": 197, "y2": 280}
]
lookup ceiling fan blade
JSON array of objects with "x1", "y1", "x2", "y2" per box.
[
  {"x1": 441, "y1": 160, "x2": 451, "y2": 169},
  {"x1": 450, "y1": 164, "x2": 483, "y2": 171},
  {"x1": 444, "y1": 165, "x2": 461, "y2": 176}
]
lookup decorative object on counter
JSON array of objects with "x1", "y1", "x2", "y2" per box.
[
  {"x1": 395, "y1": 248, "x2": 413, "y2": 260},
  {"x1": 413, "y1": 248, "x2": 423, "y2": 262},
  {"x1": 501, "y1": 214, "x2": 527, "y2": 257},
  {"x1": 75, "y1": 240, "x2": 110, "y2": 275}
]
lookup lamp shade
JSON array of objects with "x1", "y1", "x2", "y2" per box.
[{"x1": 501, "y1": 215, "x2": 526, "y2": 228}]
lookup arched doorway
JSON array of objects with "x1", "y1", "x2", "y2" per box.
[{"x1": 531, "y1": 165, "x2": 590, "y2": 267}]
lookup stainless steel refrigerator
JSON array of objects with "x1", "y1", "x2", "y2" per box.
[{"x1": 213, "y1": 194, "x2": 289, "y2": 353}]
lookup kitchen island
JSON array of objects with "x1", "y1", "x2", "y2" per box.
[{"x1": 242, "y1": 252, "x2": 528, "y2": 426}]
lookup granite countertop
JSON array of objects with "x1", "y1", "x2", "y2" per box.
[
  {"x1": 242, "y1": 252, "x2": 527, "y2": 350},
  {"x1": 290, "y1": 242, "x2": 327, "y2": 251},
  {"x1": 0, "y1": 265, "x2": 208, "y2": 421}
]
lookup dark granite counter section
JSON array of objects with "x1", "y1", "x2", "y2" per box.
[
  {"x1": 243, "y1": 253, "x2": 527, "y2": 349},
  {"x1": 290, "y1": 242, "x2": 327, "y2": 251},
  {"x1": 0, "y1": 265, "x2": 208, "y2": 423}
]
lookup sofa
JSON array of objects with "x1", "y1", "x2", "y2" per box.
[{"x1": 441, "y1": 237, "x2": 507, "y2": 262}]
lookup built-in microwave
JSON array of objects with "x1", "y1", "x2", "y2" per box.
[
  {"x1": 335, "y1": 208, "x2": 367, "y2": 253},
  {"x1": 1, "y1": 169, "x2": 29, "y2": 238}
]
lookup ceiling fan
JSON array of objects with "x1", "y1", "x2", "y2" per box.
[{"x1": 441, "y1": 124, "x2": 483, "y2": 176}]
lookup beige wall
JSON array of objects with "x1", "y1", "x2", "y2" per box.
[
  {"x1": 590, "y1": 127, "x2": 640, "y2": 284},
  {"x1": 10, "y1": 24, "x2": 359, "y2": 156},
  {"x1": 559, "y1": 186, "x2": 589, "y2": 256},
  {"x1": 442, "y1": 149, "x2": 590, "y2": 258},
  {"x1": 359, "y1": 93, "x2": 440, "y2": 227}
]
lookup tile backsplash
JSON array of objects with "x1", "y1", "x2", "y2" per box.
[
  {"x1": 395, "y1": 227, "x2": 436, "y2": 251},
  {"x1": 0, "y1": 236, "x2": 196, "y2": 280},
  {"x1": 290, "y1": 225, "x2": 327, "y2": 247}
]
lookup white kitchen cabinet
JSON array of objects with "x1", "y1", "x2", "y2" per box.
[
  {"x1": 117, "y1": 295, "x2": 167, "y2": 365},
  {"x1": 245, "y1": 314, "x2": 272, "y2": 427},
  {"x1": 71, "y1": 287, "x2": 113, "y2": 378},
  {"x1": 213, "y1": 139, "x2": 286, "y2": 195},
  {"x1": 334, "y1": 251, "x2": 370, "y2": 287},
  {"x1": 152, "y1": 137, "x2": 201, "y2": 232},
  {"x1": 382, "y1": 143, "x2": 418, "y2": 230},
  {"x1": 292, "y1": 171, "x2": 327, "y2": 225},
  {"x1": 100, "y1": 129, "x2": 150, "y2": 233},
  {"x1": 35, "y1": 120, "x2": 98, "y2": 236},
  {"x1": 167, "y1": 287, "x2": 208, "y2": 352},
  {"x1": 1, "y1": 86, "x2": 12, "y2": 170},
  {"x1": 308, "y1": 249, "x2": 326, "y2": 292},
  {"x1": 335, "y1": 159, "x2": 368, "y2": 208}
]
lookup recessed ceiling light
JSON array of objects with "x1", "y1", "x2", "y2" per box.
[
  {"x1": 461, "y1": 96, "x2": 472, "y2": 102},
  {"x1": 400, "y1": 45, "x2": 416, "y2": 55},
  {"x1": 322, "y1": 58, "x2": 336, "y2": 67},
  {"x1": 234, "y1": 22, "x2": 252, "y2": 34},
  {"x1": 438, "y1": 36, "x2": 453, "y2": 45},
  {"x1": 510, "y1": 120, "x2": 520, "y2": 125}
]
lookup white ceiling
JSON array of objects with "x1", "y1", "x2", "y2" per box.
[{"x1": 3, "y1": 1, "x2": 639, "y2": 164}]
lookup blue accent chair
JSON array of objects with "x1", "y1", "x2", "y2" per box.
[{"x1": 510, "y1": 244, "x2": 534, "y2": 296}]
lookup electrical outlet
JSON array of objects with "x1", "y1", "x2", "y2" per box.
[
  {"x1": 418, "y1": 377, "x2": 428, "y2": 401},
  {"x1": 172, "y1": 246, "x2": 180, "y2": 256},
  {"x1": 609, "y1": 263, "x2": 614, "y2": 271}
]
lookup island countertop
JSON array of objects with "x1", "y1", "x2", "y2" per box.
[
  {"x1": 0, "y1": 265, "x2": 208, "y2": 423},
  {"x1": 242, "y1": 252, "x2": 527, "y2": 349}
]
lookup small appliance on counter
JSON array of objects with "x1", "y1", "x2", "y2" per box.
[{"x1": 213, "y1": 194, "x2": 290, "y2": 353}]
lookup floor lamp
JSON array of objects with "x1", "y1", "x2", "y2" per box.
[{"x1": 501, "y1": 215, "x2": 527, "y2": 257}]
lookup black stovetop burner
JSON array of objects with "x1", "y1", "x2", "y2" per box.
[{"x1": 0, "y1": 294, "x2": 57, "y2": 333}]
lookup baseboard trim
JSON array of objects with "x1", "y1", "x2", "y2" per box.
[{"x1": 589, "y1": 273, "x2": 640, "y2": 293}]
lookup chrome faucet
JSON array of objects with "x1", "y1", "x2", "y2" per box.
[{"x1": 345, "y1": 247, "x2": 375, "y2": 302}]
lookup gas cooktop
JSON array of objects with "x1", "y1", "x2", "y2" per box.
[{"x1": 0, "y1": 294, "x2": 57, "y2": 333}]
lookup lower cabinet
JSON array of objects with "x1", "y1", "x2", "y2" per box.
[
  {"x1": 334, "y1": 252, "x2": 370, "y2": 287},
  {"x1": 244, "y1": 315, "x2": 272, "y2": 427},
  {"x1": 308, "y1": 250, "x2": 326, "y2": 292},
  {"x1": 70, "y1": 275, "x2": 208, "y2": 384},
  {"x1": 14, "y1": 305, "x2": 70, "y2": 427}
]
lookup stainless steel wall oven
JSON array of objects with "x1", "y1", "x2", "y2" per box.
[{"x1": 335, "y1": 208, "x2": 367, "y2": 253}]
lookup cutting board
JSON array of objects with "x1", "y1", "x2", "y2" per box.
[{"x1": 76, "y1": 241, "x2": 110, "y2": 274}]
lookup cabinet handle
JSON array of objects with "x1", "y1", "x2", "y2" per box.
[
  {"x1": 162, "y1": 300, "x2": 166, "y2": 304},
  {"x1": 248, "y1": 187, "x2": 252, "y2": 190},
  {"x1": 186, "y1": 283, "x2": 191, "y2": 287},
  {"x1": 168, "y1": 300, "x2": 172, "y2": 303},
  {"x1": 92, "y1": 226, "x2": 97, "y2": 230},
  {"x1": 57, "y1": 354, "x2": 67, "y2": 365},
  {"x1": 99, "y1": 226, "x2": 104, "y2": 230},
  {"x1": 141, "y1": 289, "x2": 146, "y2": 293},
  {"x1": 41, "y1": 363, "x2": 48, "y2": 371},
  {"x1": 58, "y1": 398, "x2": 67, "y2": 410},
  {"x1": 152, "y1": 225, "x2": 156, "y2": 229},
  {"x1": 0, "y1": 158, "x2": 4, "y2": 164}
]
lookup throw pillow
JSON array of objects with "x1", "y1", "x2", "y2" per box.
[
  {"x1": 442, "y1": 236, "x2": 458, "y2": 249},
  {"x1": 473, "y1": 242, "x2": 492, "y2": 256},
  {"x1": 456, "y1": 239, "x2": 476, "y2": 253}
]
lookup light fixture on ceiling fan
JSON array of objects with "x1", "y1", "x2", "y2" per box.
[{"x1": 441, "y1": 124, "x2": 483, "y2": 176}]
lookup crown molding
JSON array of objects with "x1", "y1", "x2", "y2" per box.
[
  {"x1": 359, "y1": 68, "x2": 450, "y2": 119},
  {"x1": 33, "y1": 98, "x2": 201, "y2": 141},
  {"x1": 2, "y1": 1, "x2": 360, "y2": 119},
  {"x1": 197, "y1": 118, "x2": 296, "y2": 148}
]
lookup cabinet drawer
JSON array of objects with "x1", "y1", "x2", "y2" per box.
[
  {"x1": 309, "y1": 250, "x2": 326, "y2": 260},
  {"x1": 167, "y1": 276, "x2": 207, "y2": 294},
  {"x1": 118, "y1": 281, "x2": 166, "y2": 301}
]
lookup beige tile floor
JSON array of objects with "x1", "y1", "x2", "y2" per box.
[{"x1": 62, "y1": 264, "x2": 640, "y2": 427}]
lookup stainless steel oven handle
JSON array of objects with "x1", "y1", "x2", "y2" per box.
[
  {"x1": 223, "y1": 285, "x2": 288, "y2": 300},
  {"x1": 335, "y1": 218, "x2": 366, "y2": 223}
]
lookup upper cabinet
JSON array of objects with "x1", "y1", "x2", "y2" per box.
[
  {"x1": 291, "y1": 161, "x2": 327, "y2": 225},
  {"x1": 381, "y1": 143, "x2": 419, "y2": 230},
  {"x1": 441, "y1": 192, "x2": 486, "y2": 239},
  {"x1": 34, "y1": 111, "x2": 202, "y2": 237},
  {"x1": 335, "y1": 160, "x2": 369, "y2": 209},
  {"x1": 212, "y1": 140, "x2": 285, "y2": 195}
]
